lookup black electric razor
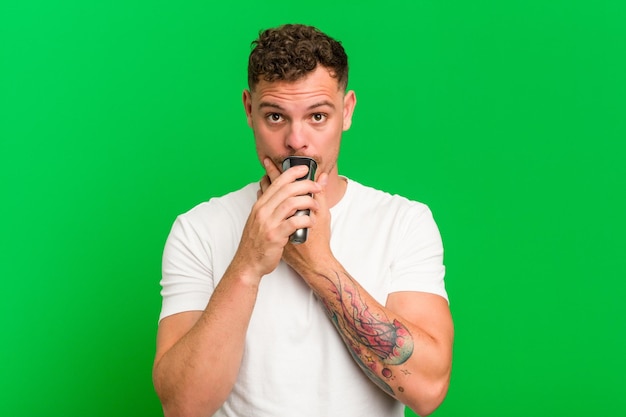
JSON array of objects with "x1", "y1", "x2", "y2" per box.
[{"x1": 282, "y1": 156, "x2": 317, "y2": 244}]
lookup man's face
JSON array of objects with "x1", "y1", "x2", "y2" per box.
[{"x1": 243, "y1": 66, "x2": 356, "y2": 177}]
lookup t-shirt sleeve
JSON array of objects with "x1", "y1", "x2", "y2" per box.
[
  {"x1": 389, "y1": 203, "x2": 448, "y2": 303},
  {"x1": 158, "y1": 214, "x2": 214, "y2": 321}
]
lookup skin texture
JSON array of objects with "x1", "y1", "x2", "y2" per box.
[{"x1": 152, "y1": 66, "x2": 454, "y2": 417}]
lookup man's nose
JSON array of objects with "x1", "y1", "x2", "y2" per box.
[{"x1": 284, "y1": 122, "x2": 308, "y2": 151}]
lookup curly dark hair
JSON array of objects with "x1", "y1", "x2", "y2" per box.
[{"x1": 247, "y1": 24, "x2": 349, "y2": 91}]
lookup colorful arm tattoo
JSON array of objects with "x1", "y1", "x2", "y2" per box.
[{"x1": 319, "y1": 270, "x2": 414, "y2": 396}]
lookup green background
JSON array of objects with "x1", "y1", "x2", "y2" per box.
[{"x1": 1, "y1": 0, "x2": 624, "y2": 416}]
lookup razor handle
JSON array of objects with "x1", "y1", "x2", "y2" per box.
[{"x1": 281, "y1": 156, "x2": 317, "y2": 244}]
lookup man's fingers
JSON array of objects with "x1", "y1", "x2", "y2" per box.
[
  {"x1": 314, "y1": 173, "x2": 329, "y2": 210},
  {"x1": 263, "y1": 158, "x2": 313, "y2": 186},
  {"x1": 259, "y1": 158, "x2": 320, "y2": 201},
  {"x1": 317, "y1": 172, "x2": 328, "y2": 188},
  {"x1": 263, "y1": 158, "x2": 282, "y2": 183},
  {"x1": 259, "y1": 175, "x2": 270, "y2": 195},
  {"x1": 275, "y1": 194, "x2": 319, "y2": 221}
]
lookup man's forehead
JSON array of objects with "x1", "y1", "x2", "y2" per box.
[
  {"x1": 258, "y1": 99, "x2": 336, "y2": 111},
  {"x1": 251, "y1": 88, "x2": 342, "y2": 114},
  {"x1": 250, "y1": 66, "x2": 344, "y2": 95}
]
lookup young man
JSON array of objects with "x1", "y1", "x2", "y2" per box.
[{"x1": 153, "y1": 24, "x2": 453, "y2": 417}]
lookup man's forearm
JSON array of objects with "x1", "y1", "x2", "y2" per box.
[
  {"x1": 297, "y1": 260, "x2": 452, "y2": 416},
  {"x1": 153, "y1": 268, "x2": 260, "y2": 417},
  {"x1": 315, "y1": 269, "x2": 413, "y2": 395}
]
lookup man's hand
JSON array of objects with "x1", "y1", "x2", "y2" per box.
[
  {"x1": 154, "y1": 158, "x2": 324, "y2": 417},
  {"x1": 259, "y1": 158, "x2": 333, "y2": 274},
  {"x1": 232, "y1": 158, "x2": 323, "y2": 281}
]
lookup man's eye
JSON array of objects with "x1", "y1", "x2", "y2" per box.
[
  {"x1": 267, "y1": 113, "x2": 283, "y2": 123},
  {"x1": 311, "y1": 113, "x2": 327, "y2": 123}
]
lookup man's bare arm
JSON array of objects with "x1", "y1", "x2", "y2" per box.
[
  {"x1": 272, "y1": 165, "x2": 453, "y2": 416},
  {"x1": 153, "y1": 164, "x2": 322, "y2": 417},
  {"x1": 292, "y1": 262, "x2": 453, "y2": 416},
  {"x1": 152, "y1": 264, "x2": 260, "y2": 417}
]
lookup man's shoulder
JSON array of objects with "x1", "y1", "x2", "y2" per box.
[
  {"x1": 344, "y1": 178, "x2": 430, "y2": 214},
  {"x1": 177, "y1": 182, "x2": 257, "y2": 225}
]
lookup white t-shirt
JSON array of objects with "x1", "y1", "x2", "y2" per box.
[{"x1": 160, "y1": 178, "x2": 448, "y2": 417}]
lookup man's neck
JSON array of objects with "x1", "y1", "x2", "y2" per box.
[{"x1": 324, "y1": 172, "x2": 348, "y2": 208}]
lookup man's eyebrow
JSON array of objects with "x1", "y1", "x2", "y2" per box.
[
  {"x1": 307, "y1": 101, "x2": 335, "y2": 110},
  {"x1": 258, "y1": 101, "x2": 284, "y2": 110},
  {"x1": 257, "y1": 100, "x2": 336, "y2": 111}
]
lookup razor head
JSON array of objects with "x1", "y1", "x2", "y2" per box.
[{"x1": 281, "y1": 156, "x2": 317, "y2": 180}]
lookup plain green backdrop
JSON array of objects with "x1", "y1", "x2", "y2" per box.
[{"x1": 1, "y1": 0, "x2": 625, "y2": 416}]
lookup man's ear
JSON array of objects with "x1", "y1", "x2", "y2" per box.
[
  {"x1": 242, "y1": 89, "x2": 253, "y2": 128},
  {"x1": 342, "y1": 90, "x2": 357, "y2": 131}
]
